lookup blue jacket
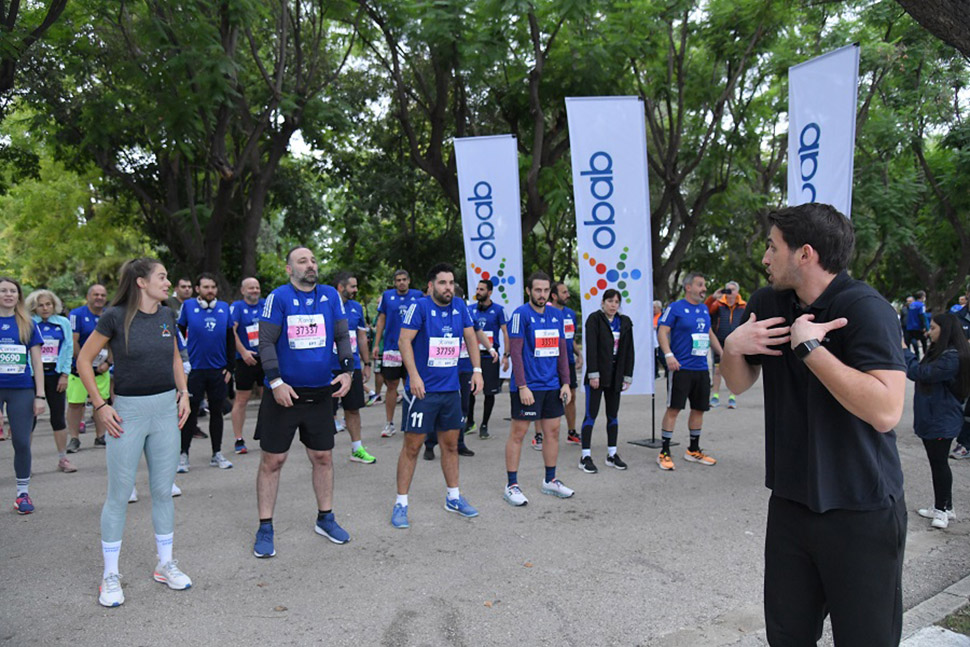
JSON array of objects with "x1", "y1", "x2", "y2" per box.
[
  {"x1": 905, "y1": 348, "x2": 963, "y2": 439},
  {"x1": 31, "y1": 314, "x2": 74, "y2": 376}
]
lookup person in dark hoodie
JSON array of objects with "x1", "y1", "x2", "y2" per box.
[
  {"x1": 904, "y1": 312, "x2": 970, "y2": 529},
  {"x1": 577, "y1": 289, "x2": 635, "y2": 474}
]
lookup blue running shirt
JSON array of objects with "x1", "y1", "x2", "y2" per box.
[
  {"x1": 262, "y1": 283, "x2": 346, "y2": 388},
  {"x1": 334, "y1": 299, "x2": 366, "y2": 370},
  {"x1": 37, "y1": 320, "x2": 66, "y2": 374},
  {"x1": 0, "y1": 316, "x2": 44, "y2": 389},
  {"x1": 658, "y1": 299, "x2": 711, "y2": 370},
  {"x1": 508, "y1": 304, "x2": 564, "y2": 392},
  {"x1": 230, "y1": 299, "x2": 265, "y2": 358},
  {"x1": 178, "y1": 300, "x2": 231, "y2": 370},
  {"x1": 70, "y1": 305, "x2": 106, "y2": 371},
  {"x1": 401, "y1": 296, "x2": 474, "y2": 393},
  {"x1": 378, "y1": 289, "x2": 424, "y2": 362},
  {"x1": 472, "y1": 301, "x2": 507, "y2": 354}
]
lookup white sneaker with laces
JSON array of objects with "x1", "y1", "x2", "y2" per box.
[
  {"x1": 171, "y1": 482, "x2": 182, "y2": 497},
  {"x1": 503, "y1": 484, "x2": 529, "y2": 506},
  {"x1": 210, "y1": 452, "x2": 233, "y2": 469},
  {"x1": 177, "y1": 452, "x2": 189, "y2": 473},
  {"x1": 99, "y1": 573, "x2": 124, "y2": 607},
  {"x1": 128, "y1": 488, "x2": 138, "y2": 503},
  {"x1": 950, "y1": 444, "x2": 969, "y2": 459},
  {"x1": 381, "y1": 422, "x2": 396, "y2": 438},
  {"x1": 153, "y1": 560, "x2": 192, "y2": 590},
  {"x1": 931, "y1": 509, "x2": 950, "y2": 529},
  {"x1": 541, "y1": 478, "x2": 575, "y2": 498},
  {"x1": 918, "y1": 506, "x2": 955, "y2": 521}
]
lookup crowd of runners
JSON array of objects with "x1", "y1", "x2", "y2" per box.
[{"x1": 2, "y1": 203, "x2": 968, "y2": 646}]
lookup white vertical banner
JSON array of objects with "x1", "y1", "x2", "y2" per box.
[
  {"x1": 565, "y1": 97, "x2": 655, "y2": 395},
  {"x1": 788, "y1": 44, "x2": 860, "y2": 218},
  {"x1": 454, "y1": 135, "x2": 524, "y2": 378}
]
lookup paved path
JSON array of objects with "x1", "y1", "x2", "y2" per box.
[{"x1": 1, "y1": 378, "x2": 967, "y2": 646}]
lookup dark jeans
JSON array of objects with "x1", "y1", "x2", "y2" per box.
[
  {"x1": 182, "y1": 368, "x2": 227, "y2": 455},
  {"x1": 764, "y1": 494, "x2": 905, "y2": 647},
  {"x1": 904, "y1": 328, "x2": 927, "y2": 359}
]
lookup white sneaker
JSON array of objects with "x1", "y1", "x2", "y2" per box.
[
  {"x1": 503, "y1": 484, "x2": 529, "y2": 507},
  {"x1": 931, "y1": 509, "x2": 950, "y2": 529},
  {"x1": 210, "y1": 452, "x2": 233, "y2": 469},
  {"x1": 171, "y1": 482, "x2": 182, "y2": 497},
  {"x1": 335, "y1": 418, "x2": 346, "y2": 432},
  {"x1": 177, "y1": 453, "x2": 189, "y2": 473},
  {"x1": 128, "y1": 488, "x2": 138, "y2": 503},
  {"x1": 99, "y1": 573, "x2": 124, "y2": 607},
  {"x1": 541, "y1": 478, "x2": 575, "y2": 499},
  {"x1": 381, "y1": 422, "x2": 396, "y2": 438},
  {"x1": 153, "y1": 560, "x2": 192, "y2": 590},
  {"x1": 918, "y1": 506, "x2": 955, "y2": 521},
  {"x1": 950, "y1": 444, "x2": 969, "y2": 459}
]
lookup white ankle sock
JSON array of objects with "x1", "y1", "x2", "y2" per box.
[
  {"x1": 608, "y1": 446, "x2": 617, "y2": 457},
  {"x1": 351, "y1": 440, "x2": 363, "y2": 452},
  {"x1": 446, "y1": 487, "x2": 460, "y2": 500},
  {"x1": 581, "y1": 449, "x2": 591, "y2": 458},
  {"x1": 396, "y1": 494, "x2": 408, "y2": 507},
  {"x1": 102, "y1": 540, "x2": 122, "y2": 578},
  {"x1": 155, "y1": 533, "x2": 174, "y2": 565}
]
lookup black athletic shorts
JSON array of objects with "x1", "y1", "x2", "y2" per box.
[
  {"x1": 255, "y1": 386, "x2": 336, "y2": 454},
  {"x1": 334, "y1": 369, "x2": 365, "y2": 411},
  {"x1": 666, "y1": 369, "x2": 711, "y2": 412},
  {"x1": 235, "y1": 356, "x2": 265, "y2": 391},
  {"x1": 511, "y1": 389, "x2": 565, "y2": 420},
  {"x1": 381, "y1": 364, "x2": 405, "y2": 382},
  {"x1": 482, "y1": 359, "x2": 502, "y2": 394}
]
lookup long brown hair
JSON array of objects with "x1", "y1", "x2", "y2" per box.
[
  {"x1": 0, "y1": 277, "x2": 34, "y2": 345},
  {"x1": 925, "y1": 312, "x2": 970, "y2": 401},
  {"x1": 111, "y1": 258, "x2": 162, "y2": 350}
]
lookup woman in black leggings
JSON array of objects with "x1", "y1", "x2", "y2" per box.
[
  {"x1": 904, "y1": 312, "x2": 970, "y2": 529},
  {"x1": 579, "y1": 289, "x2": 634, "y2": 473}
]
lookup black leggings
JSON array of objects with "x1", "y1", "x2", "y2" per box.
[
  {"x1": 182, "y1": 369, "x2": 227, "y2": 455},
  {"x1": 41, "y1": 372, "x2": 67, "y2": 431},
  {"x1": 581, "y1": 384, "x2": 621, "y2": 450},
  {"x1": 467, "y1": 393, "x2": 495, "y2": 427},
  {"x1": 922, "y1": 438, "x2": 953, "y2": 511}
]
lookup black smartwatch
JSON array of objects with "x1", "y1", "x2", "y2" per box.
[{"x1": 793, "y1": 338, "x2": 821, "y2": 360}]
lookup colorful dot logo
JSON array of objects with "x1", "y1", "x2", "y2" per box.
[
  {"x1": 582, "y1": 247, "x2": 643, "y2": 304},
  {"x1": 469, "y1": 258, "x2": 517, "y2": 305}
]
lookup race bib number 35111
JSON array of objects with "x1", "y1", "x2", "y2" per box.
[{"x1": 534, "y1": 329, "x2": 560, "y2": 358}]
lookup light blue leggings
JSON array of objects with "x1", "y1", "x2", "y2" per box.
[{"x1": 101, "y1": 390, "x2": 180, "y2": 543}]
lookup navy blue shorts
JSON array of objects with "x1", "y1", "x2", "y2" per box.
[
  {"x1": 511, "y1": 389, "x2": 565, "y2": 421},
  {"x1": 402, "y1": 390, "x2": 464, "y2": 434}
]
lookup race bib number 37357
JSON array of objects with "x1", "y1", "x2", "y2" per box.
[{"x1": 287, "y1": 314, "x2": 327, "y2": 350}]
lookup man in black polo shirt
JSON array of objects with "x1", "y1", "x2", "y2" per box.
[{"x1": 721, "y1": 203, "x2": 907, "y2": 647}]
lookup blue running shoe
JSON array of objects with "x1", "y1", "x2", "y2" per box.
[
  {"x1": 314, "y1": 512, "x2": 350, "y2": 544},
  {"x1": 253, "y1": 523, "x2": 276, "y2": 558},
  {"x1": 14, "y1": 492, "x2": 33, "y2": 515},
  {"x1": 444, "y1": 495, "x2": 479, "y2": 518},
  {"x1": 391, "y1": 503, "x2": 410, "y2": 529}
]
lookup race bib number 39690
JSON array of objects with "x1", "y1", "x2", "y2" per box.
[{"x1": 0, "y1": 344, "x2": 28, "y2": 374}]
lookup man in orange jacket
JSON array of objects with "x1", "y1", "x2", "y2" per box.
[{"x1": 705, "y1": 281, "x2": 746, "y2": 408}]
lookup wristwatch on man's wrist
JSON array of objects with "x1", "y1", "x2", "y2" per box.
[{"x1": 793, "y1": 338, "x2": 821, "y2": 360}]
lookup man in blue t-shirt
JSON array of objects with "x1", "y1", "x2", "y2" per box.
[
  {"x1": 904, "y1": 291, "x2": 929, "y2": 359},
  {"x1": 66, "y1": 284, "x2": 109, "y2": 451},
  {"x1": 657, "y1": 272, "x2": 724, "y2": 471},
  {"x1": 252, "y1": 246, "x2": 354, "y2": 558},
  {"x1": 391, "y1": 263, "x2": 483, "y2": 529},
  {"x1": 465, "y1": 279, "x2": 509, "y2": 440},
  {"x1": 229, "y1": 277, "x2": 265, "y2": 456},
  {"x1": 333, "y1": 271, "x2": 377, "y2": 466},
  {"x1": 503, "y1": 271, "x2": 574, "y2": 507},
  {"x1": 177, "y1": 273, "x2": 235, "y2": 471},
  {"x1": 548, "y1": 281, "x2": 583, "y2": 446},
  {"x1": 372, "y1": 270, "x2": 423, "y2": 437}
]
